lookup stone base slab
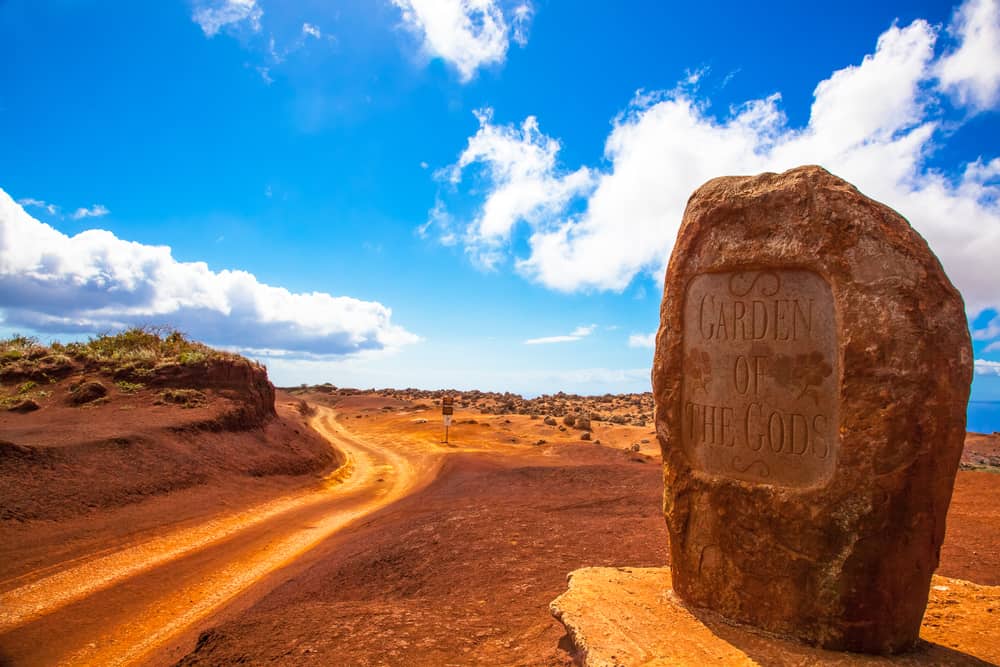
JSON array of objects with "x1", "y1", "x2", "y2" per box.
[{"x1": 550, "y1": 567, "x2": 1000, "y2": 666}]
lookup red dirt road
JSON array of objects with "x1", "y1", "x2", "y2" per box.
[{"x1": 0, "y1": 406, "x2": 442, "y2": 666}]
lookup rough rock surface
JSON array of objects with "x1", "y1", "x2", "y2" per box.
[
  {"x1": 652, "y1": 166, "x2": 973, "y2": 652},
  {"x1": 551, "y1": 567, "x2": 1000, "y2": 666}
]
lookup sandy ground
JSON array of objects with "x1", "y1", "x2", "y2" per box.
[{"x1": 1, "y1": 392, "x2": 997, "y2": 666}]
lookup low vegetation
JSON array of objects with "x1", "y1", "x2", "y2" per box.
[
  {"x1": 115, "y1": 380, "x2": 146, "y2": 394},
  {"x1": 0, "y1": 327, "x2": 248, "y2": 380},
  {"x1": 1, "y1": 328, "x2": 262, "y2": 412}
]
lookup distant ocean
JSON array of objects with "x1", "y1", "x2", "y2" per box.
[{"x1": 968, "y1": 401, "x2": 1000, "y2": 434}]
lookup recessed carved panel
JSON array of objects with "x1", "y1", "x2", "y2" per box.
[{"x1": 681, "y1": 270, "x2": 838, "y2": 487}]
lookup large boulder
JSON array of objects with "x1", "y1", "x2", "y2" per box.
[{"x1": 653, "y1": 166, "x2": 972, "y2": 653}]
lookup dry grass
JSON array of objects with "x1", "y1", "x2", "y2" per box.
[{"x1": 0, "y1": 327, "x2": 252, "y2": 379}]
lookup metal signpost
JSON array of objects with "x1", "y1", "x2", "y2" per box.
[{"x1": 442, "y1": 395, "x2": 454, "y2": 444}]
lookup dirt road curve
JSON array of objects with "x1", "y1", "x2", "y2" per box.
[{"x1": 0, "y1": 406, "x2": 441, "y2": 666}]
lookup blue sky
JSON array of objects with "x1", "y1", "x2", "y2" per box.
[{"x1": 2, "y1": 0, "x2": 1000, "y2": 417}]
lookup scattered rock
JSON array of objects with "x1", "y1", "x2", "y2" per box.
[
  {"x1": 581, "y1": 432, "x2": 591, "y2": 441},
  {"x1": 562, "y1": 414, "x2": 576, "y2": 427},
  {"x1": 543, "y1": 416, "x2": 557, "y2": 426}
]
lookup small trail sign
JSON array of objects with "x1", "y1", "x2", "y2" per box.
[{"x1": 442, "y1": 395, "x2": 455, "y2": 443}]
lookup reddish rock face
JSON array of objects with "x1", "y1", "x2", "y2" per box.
[{"x1": 652, "y1": 166, "x2": 973, "y2": 653}]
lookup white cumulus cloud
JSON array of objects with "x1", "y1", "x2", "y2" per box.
[
  {"x1": 192, "y1": 0, "x2": 262, "y2": 37},
  {"x1": 524, "y1": 324, "x2": 596, "y2": 345},
  {"x1": 392, "y1": 0, "x2": 533, "y2": 82},
  {"x1": 0, "y1": 189, "x2": 418, "y2": 357},
  {"x1": 446, "y1": 109, "x2": 595, "y2": 268},
  {"x1": 428, "y1": 0, "x2": 1000, "y2": 318},
  {"x1": 937, "y1": 0, "x2": 1000, "y2": 111}
]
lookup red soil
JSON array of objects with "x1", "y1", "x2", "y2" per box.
[
  {"x1": 174, "y1": 401, "x2": 1000, "y2": 666},
  {"x1": 2, "y1": 386, "x2": 997, "y2": 666},
  {"x1": 0, "y1": 369, "x2": 339, "y2": 586}
]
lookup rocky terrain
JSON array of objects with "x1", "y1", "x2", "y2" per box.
[{"x1": 286, "y1": 384, "x2": 654, "y2": 425}]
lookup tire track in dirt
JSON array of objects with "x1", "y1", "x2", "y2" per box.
[{"x1": 0, "y1": 406, "x2": 442, "y2": 666}]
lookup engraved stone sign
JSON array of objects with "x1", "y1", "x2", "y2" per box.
[
  {"x1": 681, "y1": 270, "x2": 838, "y2": 487},
  {"x1": 653, "y1": 166, "x2": 972, "y2": 654}
]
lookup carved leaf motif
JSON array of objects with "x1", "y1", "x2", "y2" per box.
[
  {"x1": 768, "y1": 351, "x2": 833, "y2": 403},
  {"x1": 684, "y1": 348, "x2": 712, "y2": 394},
  {"x1": 797, "y1": 351, "x2": 833, "y2": 401}
]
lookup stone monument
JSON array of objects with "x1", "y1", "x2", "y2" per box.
[{"x1": 652, "y1": 165, "x2": 972, "y2": 653}]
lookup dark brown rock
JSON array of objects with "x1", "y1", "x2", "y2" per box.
[{"x1": 652, "y1": 166, "x2": 972, "y2": 653}]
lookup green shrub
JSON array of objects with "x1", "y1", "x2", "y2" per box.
[
  {"x1": 0, "y1": 335, "x2": 41, "y2": 364},
  {"x1": 1, "y1": 328, "x2": 240, "y2": 377},
  {"x1": 115, "y1": 380, "x2": 145, "y2": 394},
  {"x1": 178, "y1": 350, "x2": 206, "y2": 365}
]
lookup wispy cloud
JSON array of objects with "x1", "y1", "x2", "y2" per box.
[
  {"x1": 976, "y1": 359, "x2": 1000, "y2": 375},
  {"x1": 0, "y1": 189, "x2": 418, "y2": 358},
  {"x1": 17, "y1": 198, "x2": 59, "y2": 215},
  {"x1": 974, "y1": 315, "x2": 1000, "y2": 340},
  {"x1": 525, "y1": 324, "x2": 596, "y2": 345},
  {"x1": 71, "y1": 204, "x2": 109, "y2": 220},
  {"x1": 391, "y1": 0, "x2": 534, "y2": 82},
  {"x1": 429, "y1": 0, "x2": 1000, "y2": 319},
  {"x1": 192, "y1": 0, "x2": 262, "y2": 37},
  {"x1": 511, "y1": 2, "x2": 533, "y2": 47},
  {"x1": 628, "y1": 332, "x2": 655, "y2": 348}
]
